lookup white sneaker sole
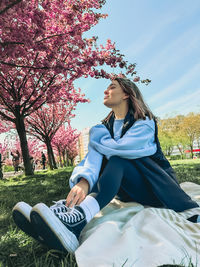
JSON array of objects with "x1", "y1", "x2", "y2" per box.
[
  {"x1": 12, "y1": 201, "x2": 32, "y2": 221},
  {"x1": 30, "y1": 203, "x2": 79, "y2": 253},
  {"x1": 12, "y1": 202, "x2": 40, "y2": 241}
]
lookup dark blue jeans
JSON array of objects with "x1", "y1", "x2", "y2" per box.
[{"x1": 90, "y1": 156, "x2": 199, "y2": 212}]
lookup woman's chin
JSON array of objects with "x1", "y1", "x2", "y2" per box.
[{"x1": 103, "y1": 101, "x2": 112, "y2": 108}]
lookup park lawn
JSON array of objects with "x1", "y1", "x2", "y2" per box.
[
  {"x1": 0, "y1": 160, "x2": 200, "y2": 267},
  {"x1": 170, "y1": 158, "x2": 200, "y2": 184},
  {"x1": 0, "y1": 168, "x2": 77, "y2": 267}
]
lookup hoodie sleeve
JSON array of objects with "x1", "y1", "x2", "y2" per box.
[
  {"x1": 69, "y1": 140, "x2": 103, "y2": 192},
  {"x1": 89, "y1": 118, "x2": 157, "y2": 160}
]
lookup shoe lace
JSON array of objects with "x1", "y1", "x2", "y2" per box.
[
  {"x1": 57, "y1": 207, "x2": 84, "y2": 224},
  {"x1": 50, "y1": 199, "x2": 69, "y2": 214}
]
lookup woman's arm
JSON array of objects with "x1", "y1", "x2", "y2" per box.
[
  {"x1": 67, "y1": 140, "x2": 103, "y2": 207},
  {"x1": 89, "y1": 119, "x2": 157, "y2": 159},
  {"x1": 66, "y1": 177, "x2": 90, "y2": 207},
  {"x1": 69, "y1": 144, "x2": 103, "y2": 192}
]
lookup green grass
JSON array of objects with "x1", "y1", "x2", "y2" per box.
[
  {"x1": 3, "y1": 165, "x2": 14, "y2": 172},
  {"x1": 0, "y1": 161, "x2": 199, "y2": 267},
  {"x1": 0, "y1": 167, "x2": 77, "y2": 267},
  {"x1": 170, "y1": 159, "x2": 200, "y2": 184}
]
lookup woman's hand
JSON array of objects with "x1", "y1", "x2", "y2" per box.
[{"x1": 66, "y1": 178, "x2": 89, "y2": 207}]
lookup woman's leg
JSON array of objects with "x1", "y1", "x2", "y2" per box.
[
  {"x1": 90, "y1": 156, "x2": 199, "y2": 212},
  {"x1": 27, "y1": 157, "x2": 199, "y2": 254},
  {"x1": 90, "y1": 156, "x2": 163, "y2": 210}
]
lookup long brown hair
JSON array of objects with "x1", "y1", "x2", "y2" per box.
[{"x1": 102, "y1": 77, "x2": 156, "y2": 123}]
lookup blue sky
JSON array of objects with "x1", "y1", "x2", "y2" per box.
[{"x1": 70, "y1": 0, "x2": 200, "y2": 132}]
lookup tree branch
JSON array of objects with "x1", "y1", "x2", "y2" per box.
[
  {"x1": 0, "y1": 0, "x2": 23, "y2": 15},
  {"x1": 0, "y1": 41, "x2": 24, "y2": 47},
  {"x1": 0, "y1": 109, "x2": 15, "y2": 123},
  {"x1": 21, "y1": 72, "x2": 45, "y2": 112},
  {"x1": 22, "y1": 74, "x2": 56, "y2": 116},
  {"x1": 36, "y1": 33, "x2": 66, "y2": 43},
  {"x1": 0, "y1": 60, "x2": 49, "y2": 70}
]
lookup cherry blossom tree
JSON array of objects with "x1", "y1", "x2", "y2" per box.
[
  {"x1": 26, "y1": 102, "x2": 80, "y2": 169},
  {"x1": 8, "y1": 134, "x2": 45, "y2": 165},
  {"x1": 0, "y1": 1, "x2": 23, "y2": 16},
  {"x1": 27, "y1": 137, "x2": 45, "y2": 160},
  {"x1": 67, "y1": 141, "x2": 79, "y2": 166},
  {"x1": 0, "y1": 0, "x2": 142, "y2": 175},
  {"x1": 0, "y1": 121, "x2": 12, "y2": 134},
  {"x1": 52, "y1": 124, "x2": 79, "y2": 167},
  {"x1": 0, "y1": 139, "x2": 8, "y2": 159}
]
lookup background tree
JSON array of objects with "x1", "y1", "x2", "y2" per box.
[
  {"x1": 180, "y1": 113, "x2": 199, "y2": 159},
  {"x1": 0, "y1": 121, "x2": 11, "y2": 134},
  {"x1": 27, "y1": 137, "x2": 46, "y2": 164},
  {"x1": 169, "y1": 115, "x2": 188, "y2": 159},
  {"x1": 0, "y1": 0, "x2": 23, "y2": 15},
  {"x1": 67, "y1": 140, "x2": 79, "y2": 165},
  {"x1": 26, "y1": 101, "x2": 81, "y2": 169},
  {"x1": 0, "y1": 0, "x2": 139, "y2": 175},
  {"x1": 193, "y1": 113, "x2": 200, "y2": 154},
  {"x1": 158, "y1": 118, "x2": 175, "y2": 156},
  {"x1": 158, "y1": 113, "x2": 200, "y2": 159},
  {"x1": 52, "y1": 124, "x2": 79, "y2": 167},
  {"x1": 0, "y1": 139, "x2": 8, "y2": 160}
]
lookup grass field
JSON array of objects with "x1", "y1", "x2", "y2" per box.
[{"x1": 0, "y1": 159, "x2": 199, "y2": 267}]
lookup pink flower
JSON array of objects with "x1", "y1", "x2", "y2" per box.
[{"x1": 133, "y1": 77, "x2": 140, "y2": 82}]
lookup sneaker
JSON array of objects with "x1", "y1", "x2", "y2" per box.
[
  {"x1": 30, "y1": 203, "x2": 87, "y2": 253},
  {"x1": 12, "y1": 200, "x2": 68, "y2": 243},
  {"x1": 12, "y1": 202, "x2": 43, "y2": 242},
  {"x1": 50, "y1": 199, "x2": 69, "y2": 214}
]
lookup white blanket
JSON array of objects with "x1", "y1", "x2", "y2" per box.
[{"x1": 75, "y1": 182, "x2": 200, "y2": 267}]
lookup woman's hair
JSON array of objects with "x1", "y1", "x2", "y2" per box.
[{"x1": 102, "y1": 77, "x2": 156, "y2": 123}]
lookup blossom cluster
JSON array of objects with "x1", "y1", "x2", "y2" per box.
[
  {"x1": 0, "y1": 0, "x2": 139, "y2": 126},
  {"x1": 52, "y1": 124, "x2": 80, "y2": 161}
]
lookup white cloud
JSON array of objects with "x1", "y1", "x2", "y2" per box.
[
  {"x1": 123, "y1": 0, "x2": 200, "y2": 59},
  {"x1": 154, "y1": 87, "x2": 200, "y2": 117},
  {"x1": 148, "y1": 62, "x2": 200, "y2": 105},
  {"x1": 141, "y1": 24, "x2": 200, "y2": 77},
  {"x1": 123, "y1": 15, "x2": 178, "y2": 58}
]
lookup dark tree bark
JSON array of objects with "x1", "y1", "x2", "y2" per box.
[
  {"x1": 15, "y1": 113, "x2": 33, "y2": 175},
  {"x1": 45, "y1": 137, "x2": 57, "y2": 170}
]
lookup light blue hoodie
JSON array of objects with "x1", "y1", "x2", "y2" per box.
[{"x1": 69, "y1": 117, "x2": 157, "y2": 192}]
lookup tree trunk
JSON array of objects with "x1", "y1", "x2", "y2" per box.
[
  {"x1": 66, "y1": 150, "x2": 71, "y2": 166},
  {"x1": 62, "y1": 151, "x2": 66, "y2": 166},
  {"x1": 49, "y1": 142, "x2": 57, "y2": 169},
  {"x1": 46, "y1": 139, "x2": 53, "y2": 170},
  {"x1": 15, "y1": 115, "x2": 33, "y2": 175},
  {"x1": 177, "y1": 144, "x2": 184, "y2": 159},
  {"x1": 58, "y1": 147, "x2": 63, "y2": 167},
  {"x1": 45, "y1": 137, "x2": 57, "y2": 169},
  {"x1": 190, "y1": 144, "x2": 194, "y2": 159}
]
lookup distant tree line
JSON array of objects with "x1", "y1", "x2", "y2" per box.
[{"x1": 158, "y1": 112, "x2": 200, "y2": 159}]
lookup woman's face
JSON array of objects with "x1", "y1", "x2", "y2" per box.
[{"x1": 103, "y1": 80, "x2": 128, "y2": 108}]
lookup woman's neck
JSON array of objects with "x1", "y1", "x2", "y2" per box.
[{"x1": 113, "y1": 105, "x2": 128, "y2": 120}]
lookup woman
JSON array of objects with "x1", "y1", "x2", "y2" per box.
[{"x1": 12, "y1": 77, "x2": 200, "y2": 254}]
